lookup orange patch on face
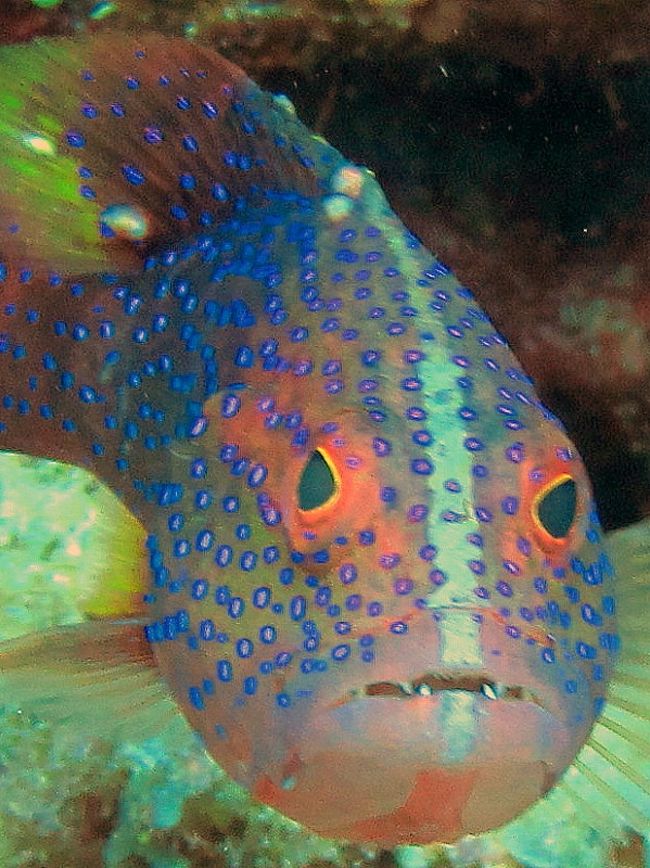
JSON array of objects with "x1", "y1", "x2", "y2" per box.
[
  {"x1": 253, "y1": 765, "x2": 481, "y2": 844},
  {"x1": 498, "y1": 441, "x2": 587, "y2": 576},
  {"x1": 253, "y1": 773, "x2": 284, "y2": 807},
  {"x1": 344, "y1": 766, "x2": 481, "y2": 845}
]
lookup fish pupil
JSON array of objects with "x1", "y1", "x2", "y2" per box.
[
  {"x1": 536, "y1": 477, "x2": 577, "y2": 539},
  {"x1": 298, "y1": 449, "x2": 336, "y2": 511}
]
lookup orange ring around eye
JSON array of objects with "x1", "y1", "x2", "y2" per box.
[
  {"x1": 296, "y1": 447, "x2": 342, "y2": 523},
  {"x1": 531, "y1": 472, "x2": 576, "y2": 546}
]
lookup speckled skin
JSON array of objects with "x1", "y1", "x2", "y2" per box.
[{"x1": 0, "y1": 34, "x2": 619, "y2": 845}]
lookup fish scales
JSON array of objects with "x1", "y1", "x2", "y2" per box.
[{"x1": 0, "y1": 33, "x2": 622, "y2": 846}]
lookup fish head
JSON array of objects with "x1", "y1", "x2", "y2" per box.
[
  {"x1": 143, "y1": 211, "x2": 618, "y2": 844},
  {"x1": 0, "y1": 33, "x2": 618, "y2": 844}
]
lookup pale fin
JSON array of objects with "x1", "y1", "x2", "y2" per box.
[
  {"x1": 493, "y1": 520, "x2": 650, "y2": 867},
  {"x1": 71, "y1": 473, "x2": 149, "y2": 621},
  {"x1": 556, "y1": 518, "x2": 650, "y2": 835},
  {"x1": 0, "y1": 618, "x2": 179, "y2": 743}
]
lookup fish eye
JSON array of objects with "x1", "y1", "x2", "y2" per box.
[
  {"x1": 533, "y1": 474, "x2": 577, "y2": 540},
  {"x1": 298, "y1": 448, "x2": 340, "y2": 512}
]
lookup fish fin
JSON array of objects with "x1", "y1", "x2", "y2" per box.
[
  {"x1": 0, "y1": 32, "x2": 347, "y2": 482},
  {"x1": 496, "y1": 520, "x2": 650, "y2": 865},
  {"x1": 557, "y1": 519, "x2": 650, "y2": 834},
  {"x1": 71, "y1": 475, "x2": 149, "y2": 620},
  {"x1": 0, "y1": 32, "x2": 334, "y2": 281},
  {"x1": 0, "y1": 618, "x2": 178, "y2": 742}
]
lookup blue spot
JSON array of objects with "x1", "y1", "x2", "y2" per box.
[
  {"x1": 599, "y1": 632, "x2": 620, "y2": 652},
  {"x1": 188, "y1": 686, "x2": 205, "y2": 710},
  {"x1": 240, "y1": 551, "x2": 257, "y2": 571},
  {"x1": 345, "y1": 594, "x2": 361, "y2": 611},
  {"x1": 332, "y1": 644, "x2": 351, "y2": 661},
  {"x1": 576, "y1": 642, "x2": 597, "y2": 659},
  {"x1": 216, "y1": 660, "x2": 233, "y2": 682},
  {"x1": 202, "y1": 100, "x2": 219, "y2": 119},
  {"x1": 195, "y1": 490, "x2": 213, "y2": 509},
  {"x1": 221, "y1": 394, "x2": 241, "y2": 419},
  {"x1": 263, "y1": 546, "x2": 279, "y2": 563},
  {"x1": 581, "y1": 603, "x2": 603, "y2": 626},
  {"x1": 601, "y1": 595, "x2": 616, "y2": 616},
  {"x1": 200, "y1": 619, "x2": 216, "y2": 641},
  {"x1": 339, "y1": 563, "x2": 357, "y2": 585},
  {"x1": 290, "y1": 595, "x2": 307, "y2": 621},
  {"x1": 122, "y1": 165, "x2": 145, "y2": 185},
  {"x1": 215, "y1": 545, "x2": 233, "y2": 567},
  {"x1": 390, "y1": 621, "x2": 408, "y2": 634},
  {"x1": 228, "y1": 596, "x2": 245, "y2": 619},
  {"x1": 236, "y1": 638, "x2": 254, "y2": 658},
  {"x1": 564, "y1": 585, "x2": 580, "y2": 603},
  {"x1": 192, "y1": 579, "x2": 208, "y2": 600},
  {"x1": 253, "y1": 586, "x2": 271, "y2": 608},
  {"x1": 66, "y1": 130, "x2": 86, "y2": 148}
]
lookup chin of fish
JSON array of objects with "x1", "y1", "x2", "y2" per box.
[{"x1": 0, "y1": 31, "x2": 648, "y2": 855}]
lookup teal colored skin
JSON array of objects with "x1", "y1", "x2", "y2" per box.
[{"x1": 0, "y1": 34, "x2": 618, "y2": 845}]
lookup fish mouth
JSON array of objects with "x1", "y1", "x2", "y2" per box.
[{"x1": 336, "y1": 671, "x2": 545, "y2": 708}]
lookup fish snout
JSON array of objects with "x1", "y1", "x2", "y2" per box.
[{"x1": 244, "y1": 607, "x2": 582, "y2": 843}]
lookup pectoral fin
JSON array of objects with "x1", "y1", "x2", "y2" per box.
[
  {"x1": 555, "y1": 519, "x2": 650, "y2": 833},
  {"x1": 497, "y1": 520, "x2": 650, "y2": 865},
  {"x1": 0, "y1": 618, "x2": 178, "y2": 743}
]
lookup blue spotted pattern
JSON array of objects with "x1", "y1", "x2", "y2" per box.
[{"x1": 0, "y1": 34, "x2": 620, "y2": 845}]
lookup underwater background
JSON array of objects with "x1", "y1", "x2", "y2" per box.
[{"x1": 0, "y1": 0, "x2": 648, "y2": 865}]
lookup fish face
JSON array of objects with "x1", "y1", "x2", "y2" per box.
[
  {"x1": 0, "y1": 35, "x2": 619, "y2": 845},
  {"x1": 140, "y1": 201, "x2": 618, "y2": 843}
]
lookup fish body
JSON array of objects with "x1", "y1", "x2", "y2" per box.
[{"x1": 0, "y1": 33, "x2": 639, "y2": 849}]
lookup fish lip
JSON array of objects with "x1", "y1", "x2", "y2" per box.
[{"x1": 335, "y1": 671, "x2": 546, "y2": 709}]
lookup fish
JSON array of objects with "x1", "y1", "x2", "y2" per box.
[{"x1": 0, "y1": 32, "x2": 648, "y2": 851}]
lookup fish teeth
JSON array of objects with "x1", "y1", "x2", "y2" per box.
[
  {"x1": 480, "y1": 681, "x2": 507, "y2": 700},
  {"x1": 358, "y1": 674, "x2": 542, "y2": 704},
  {"x1": 481, "y1": 682, "x2": 499, "y2": 700},
  {"x1": 413, "y1": 681, "x2": 434, "y2": 696}
]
